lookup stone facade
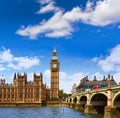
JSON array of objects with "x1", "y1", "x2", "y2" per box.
[
  {"x1": 0, "y1": 73, "x2": 47, "y2": 103},
  {"x1": 0, "y1": 48, "x2": 59, "y2": 104}
]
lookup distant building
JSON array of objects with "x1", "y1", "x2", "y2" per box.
[
  {"x1": 75, "y1": 74, "x2": 117, "y2": 93},
  {"x1": 71, "y1": 83, "x2": 77, "y2": 95},
  {"x1": 0, "y1": 48, "x2": 59, "y2": 104}
]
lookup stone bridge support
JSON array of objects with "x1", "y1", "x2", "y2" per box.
[
  {"x1": 68, "y1": 97, "x2": 73, "y2": 108},
  {"x1": 76, "y1": 96, "x2": 80, "y2": 104},
  {"x1": 104, "y1": 87, "x2": 120, "y2": 118},
  {"x1": 67, "y1": 98, "x2": 70, "y2": 103},
  {"x1": 74, "y1": 96, "x2": 81, "y2": 110},
  {"x1": 71, "y1": 98, "x2": 74, "y2": 104},
  {"x1": 104, "y1": 87, "x2": 113, "y2": 118},
  {"x1": 84, "y1": 92, "x2": 96, "y2": 114},
  {"x1": 85, "y1": 91, "x2": 108, "y2": 114}
]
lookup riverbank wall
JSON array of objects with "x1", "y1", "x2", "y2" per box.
[
  {"x1": 0, "y1": 101, "x2": 68, "y2": 107},
  {"x1": 46, "y1": 101, "x2": 68, "y2": 106},
  {"x1": 0, "y1": 102, "x2": 42, "y2": 107}
]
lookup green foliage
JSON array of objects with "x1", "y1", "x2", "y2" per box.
[
  {"x1": 50, "y1": 90, "x2": 71, "y2": 101},
  {"x1": 59, "y1": 90, "x2": 71, "y2": 100},
  {"x1": 51, "y1": 97, "x2": 58, "y2": 101}
]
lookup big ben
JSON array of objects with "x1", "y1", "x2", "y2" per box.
[{"x1": 50, "y1": 48, "x2": 60, "y2": 100}]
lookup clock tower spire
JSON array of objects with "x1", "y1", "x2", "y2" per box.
[{"x1": 50, "y1": 48, "x2": 59, "y2": 100}]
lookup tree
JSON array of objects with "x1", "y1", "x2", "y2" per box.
[{"x1": 59, "y1": 90, "x2": 70, "y2": 101}]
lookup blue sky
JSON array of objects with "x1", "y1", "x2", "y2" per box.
[{"x1": 0, "y1": 0, "x2": 120, "y2": 93}]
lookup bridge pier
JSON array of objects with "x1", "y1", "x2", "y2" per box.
[
  {"x1": 104, "y1": 87, "x2": 114, "y2": 118},
  {"x1": 76, "y1": 96, "x2": 85, "y2": 111},
  {"x1": 84, "y1": 92, "x2": 97, "y2": 114},
  {"x1": 104, "y1": 107, "x2": 120, "y2": 118},
  {"x1": 84, "y1": 104, "x2": 98, "y2": 114},
  {"x1": 70, "y1": 98, "x2": 74, "y2": 108},
  {"x1": 104, "y1": 86, "x2": 120, "y2": 118}
]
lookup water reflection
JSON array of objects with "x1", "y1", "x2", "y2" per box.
[{"x1": 0, "y1": 106, "x2": 103, "y2": 118}]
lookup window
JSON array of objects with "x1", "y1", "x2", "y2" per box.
[
  {"x1": 12, "y1": 94, "x2": 14, "y2": 98},
  {"x1": 8, "y1": 94, "x2": 10, "y2": 98},
  {"x1": 20, "y1": 89, "x2": 23, "y2": 99},
  {"x1": 8, "y1": 88, "x2": 10, "y2": 94},
  {"x1": 0, "y1": 88, "x2": 2, "y2": 94},
  {"x1": 36, "y1": 88, "x2": 39, "y2": 98},
  {"x1": 4, "y1": 88, "x2": 6, "y2": 93},
  {"x1": 12, "y1": 89, "x2": 14, "y2": 93}
]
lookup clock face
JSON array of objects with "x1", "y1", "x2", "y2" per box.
[{"x1": 53, "y1": 63, "x2": 57, "y2": 68}]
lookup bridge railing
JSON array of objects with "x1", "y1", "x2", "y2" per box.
[
  {"x1": 71, "y1": 84, "x2": 120, "y2": 97},
  {"x1": 74, "y1": 87, "x2": 108, "y2": 96}
]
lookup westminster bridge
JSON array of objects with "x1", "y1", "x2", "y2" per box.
[{"x1": 66, "y1": 84, "x2": 120, "y2": 118}]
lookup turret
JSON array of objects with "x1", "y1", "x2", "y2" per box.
[
  {"x1": 111, "y1": 76, "x2": 114, "y2": 81},
  {"x1": 103, "y1": 76, "x2": 106, "y2": 81},
  {"x1": 52, "y1": 48, "x2": 58, "y2": 60},
  {"x1": 14, "y1": 73, "x2": 17, "y2": 80},
  {"x1": 93, "y1": 76, "x2": 97, "y2": 81},
  {"x1": 86, "y1": 76, "x2": 89, "y2": 81}
]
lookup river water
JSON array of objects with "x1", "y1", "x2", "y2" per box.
[{"x1": 0, "y1": 106, "x2": 103, "y2": 118}]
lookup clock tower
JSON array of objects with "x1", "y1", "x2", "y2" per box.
[{"x1": 50, "y1": 48, "x2": 59, "y2": 100}]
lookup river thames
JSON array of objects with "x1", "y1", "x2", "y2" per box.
[{"x1": 0, "y1": 106, "x2": 103, "y2": 118}]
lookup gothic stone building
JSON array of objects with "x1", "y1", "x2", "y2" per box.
[
  {"x1": 74, "y1": 74, "x2": 117, "y2": 93},
  {"x1": 0, "y1": 49, "x2": 59, "y2": 105}
]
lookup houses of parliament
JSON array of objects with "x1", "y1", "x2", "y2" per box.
[{"x1": 0, "y1": 49, "x2": 59, "y2": 105}]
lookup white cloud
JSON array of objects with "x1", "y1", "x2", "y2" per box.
[
  {"x1": 43, "y1": 69, "x2": 50, "y2": 87},
  {"x1": 17, "y1": 0, "x2": 120, "y2": 39},
  {"x1": 0, "y1": 48, "x2": 13, "y2": 62},
  {"x1": 27, "y1": 72, "x2": 34, "y2": 82},
  {"x1": 0, "y1": 48, "x2": 40, "y2": 71},
  {"x1": 92, "y1": 57, "x2": 100, "y2": 63},
  {"x1": 0, "y1": 64, "x2": 5, "y2": 71},
  {"x1": 38, "y1": 0, "x2": 53, "y2": 5},
  {"x1": 43, "y1": 69, "x2": 85, "y2": 93},
  {"x1": 16, "y1": 11, "x2": 73, "y2": 39},
  {"x1": 43, "y1": 69, "x2": 50, "y2": 79},
  {"x1": 93, "y1": 44, "x2": 120, "y2": 72},
  {"x1": 37, "y1": 2, "x2": 60, "y2": 14},
  {"x1": 80, "y1": 0, "x2": 120, "y2": 26},
  {"x1": 91, "y1": 72, "x2": 120, "y2": 84},
  {"x1": 91, "y1": 72, "x2": 103, "y2": 80},
  {"x1": 14, "y1": 57, "x2": 39, "y2": 69},
  {"x1": 113, "y1": 72, "x2": 120, "y2": 84},
  {"x1": 8, "y1": 63, "x2": 19, "y2": 70}
]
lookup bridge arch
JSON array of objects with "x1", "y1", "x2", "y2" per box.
[
  {"x1": 90, "y1": 93, "x2": 107, "y2": 114},
  {"x1": 79, "y1": 95, "x2": 87, "y2": 108},
  {"x1": 113, "y1": 91, "x2": 120, "y2": 109},
  {"x1": 73, "y1": 97, "x2": 77, "y2": 104},
  {"x1": 70, "y1": 98, "x2": 72, "y2": 103},
  {"x1": 90, "y1": 92, "x2": 107, "y2": 100}
]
